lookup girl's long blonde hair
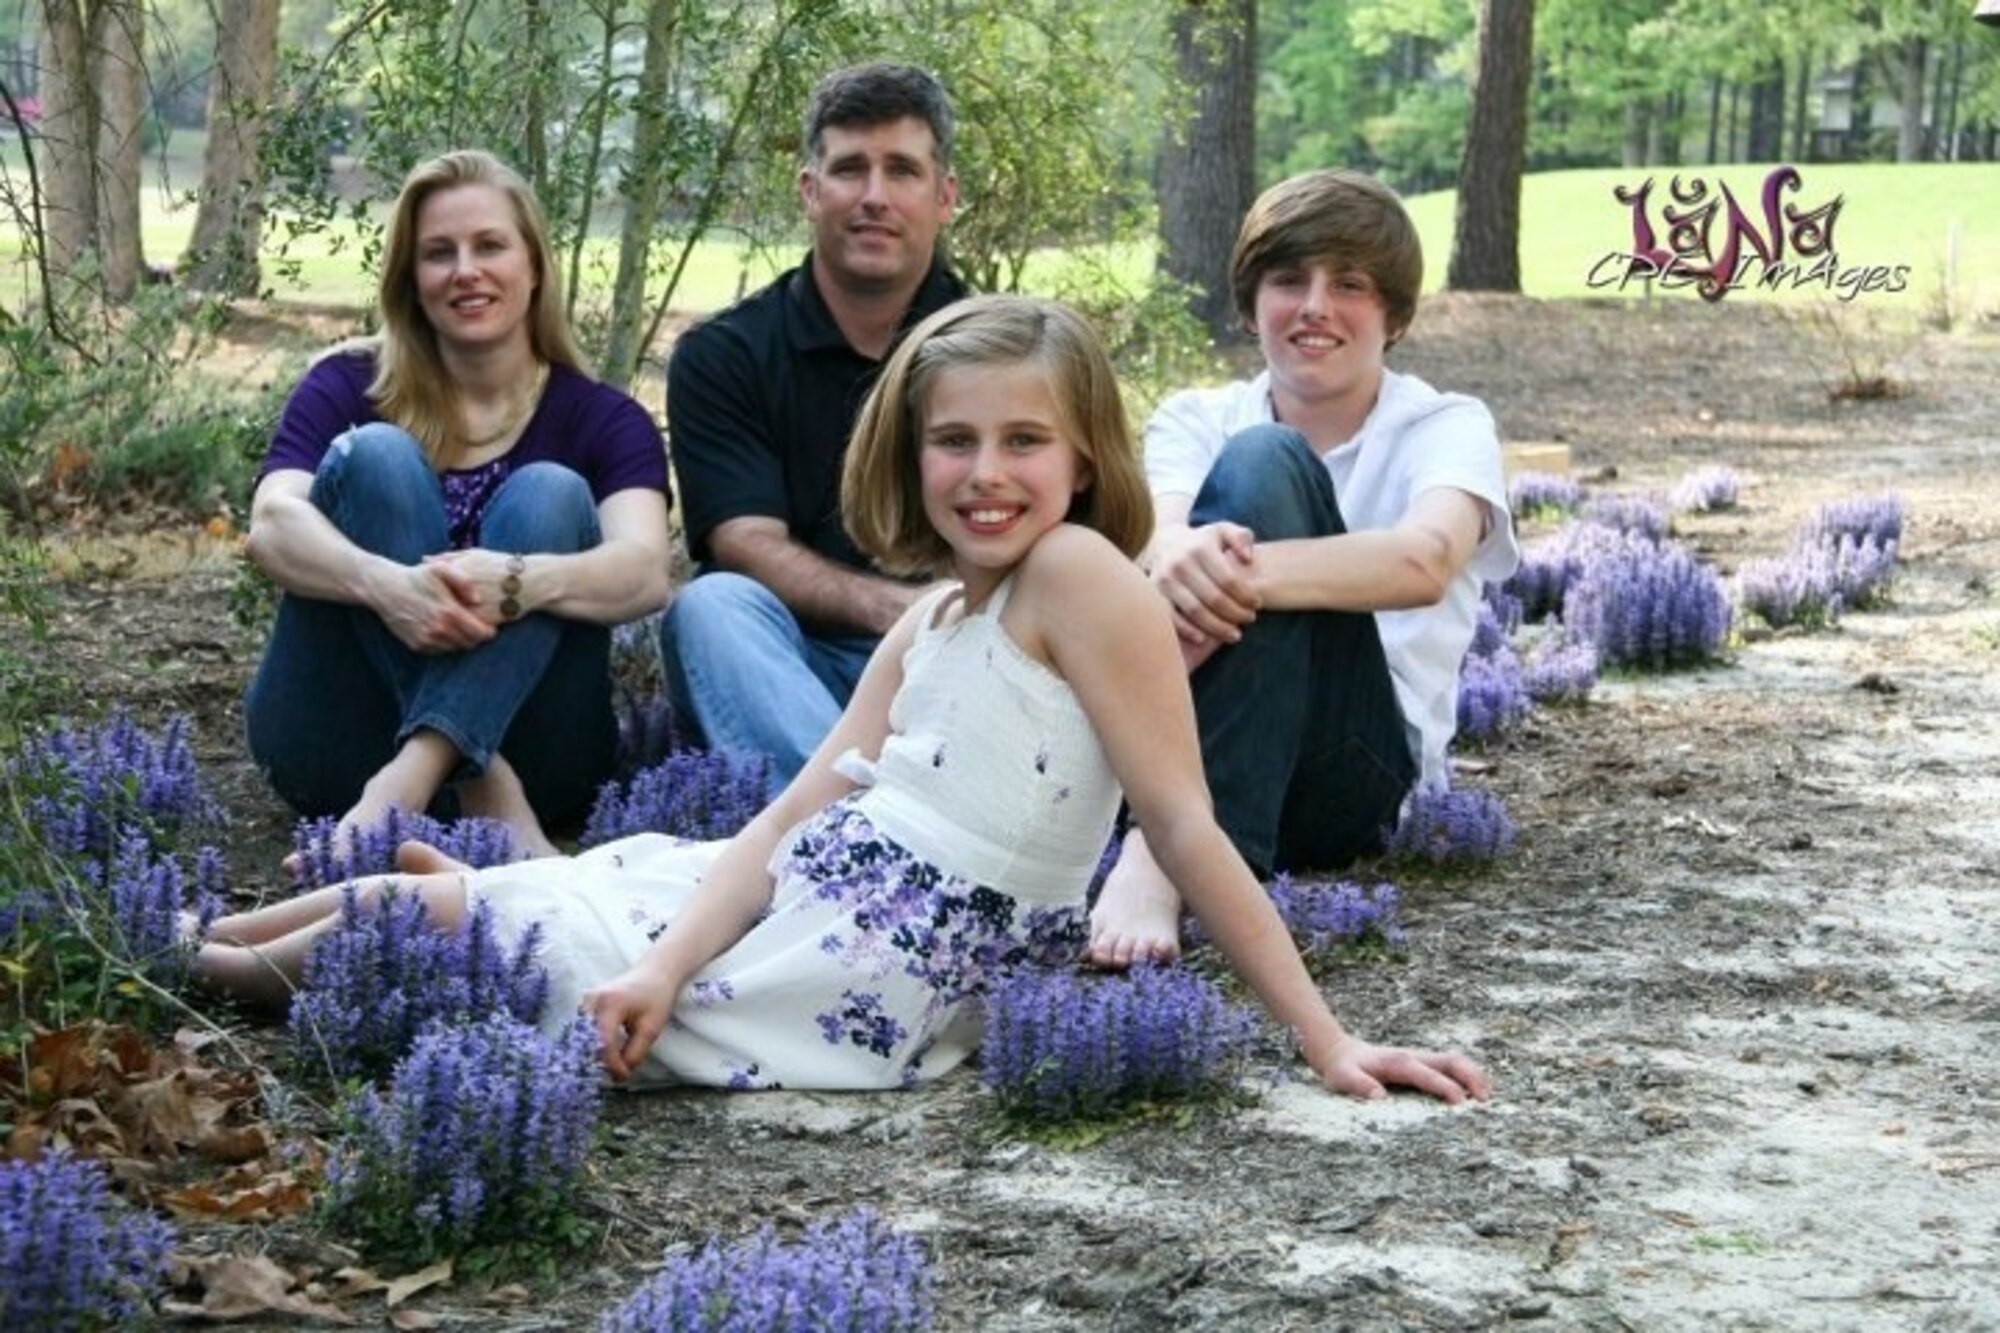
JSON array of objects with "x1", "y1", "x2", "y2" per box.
[
  {"x1": 843, "y1": 295, "x2": 1152, "y2": 576},
  {"x1": 362, "y1": 150, "x2": 586, "y2": 470}
]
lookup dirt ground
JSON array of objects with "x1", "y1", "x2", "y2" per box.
[{"x1": 16, "y1": 294, "x2": 2000, "y2": 1330}]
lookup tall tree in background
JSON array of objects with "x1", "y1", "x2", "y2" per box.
[
  {"x1": 181, "y1": 0, "x2": 281, "y2": 293},
  {"x1": 1447, "y1": 0, "x2": 1534, "y2": 292},
  {"x1": 1157, "y1": 0, "x2": 1256, "y2": 339},
  {"x1": 37, "y1": 0, "x2": 147, "y2": 298}
]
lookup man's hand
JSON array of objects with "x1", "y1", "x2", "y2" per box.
[
  {"x1": 1308, "y1": 1033, "x2": 1492, "y2": 1105},
  {"x1": 1148, "y1": 522, "x2": 1261, "y2": 649},
  {"x1": 369, "y1": 562, "x2": 494, "y2": 653},
  {"x1": 580, "y1": 965, "x2": 682, "y2": 1082}
]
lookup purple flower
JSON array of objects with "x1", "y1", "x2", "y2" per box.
[
  {"x1": 0, "y1": 1150, "x2": 174, "y2": 1331},
  {"x1": 1184, "y1": 875, "x2": 1405, "y2": 957},
  {"x1": 10, "y1": 711, "x2": 214, "y2": 860},
  {"x1": 286, "y1": 809, "x2": 519, "y2": 889},
  {"x1": 323, "y1": 1014, "x2": 601, "y2": 1262},
  {"x1": 614, "y1": 689, "x2": 691, "y2": 777},
  {"x1": 1803, "y1": 493, "x2": 1903, "y2": 548},
  {"x1": 93, "y1": 831, "x2": 225, "y2": 988},
  {"x1": 1583, "y1": 492, "x2": 1671, "y2": 544},
  {"x1": 1508, "y1": 472, "x2": 1582, "y2": 520},
  {"x1": 1737, "y1": 534, "x2": 1899, "y2": 629},
  {"x1": 601, "y1": 1207, "x2": 934, "y2": 1333},
  {"x1": 980, "y1": 965, "x2": 1260, "y2": 1121},
  {"x1": 582, "y1": 748, "x2": 768, "y2": 847},
  {"x1": 1521, "y1": 638, "x2": 1599, "y2": 704},
  {"x1": 1561, "y1": 538, "x2": 1732, "y2": 670},
  {"x1": 1669, "y1": 466, "x2": 1741, "y2": 513},
  {"x1": 1456, "y1": 646, "x2": 1530, "y2": 746},
  {"x1": 1386, "y1": 785, "x2": 1516, "y2": 866},
  {"x1": 289, "y1": 885, "x2": 550, "y2": 1082},
  {"x1": 1505, "y1": 523, "x2": 1636, "y2": 623}
]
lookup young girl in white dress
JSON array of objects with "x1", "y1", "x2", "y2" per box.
[{"x1": 196, "y1": 295, "x2": 1490, "y2": 1105}]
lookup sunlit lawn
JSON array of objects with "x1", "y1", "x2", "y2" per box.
[{"x1": 5, "y1": 129, "x2": 1996, "y2": 323}]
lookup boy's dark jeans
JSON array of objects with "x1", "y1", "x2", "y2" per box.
[{"x1": 1184, "y1": 423, "x2": 1417, "y2": 874}]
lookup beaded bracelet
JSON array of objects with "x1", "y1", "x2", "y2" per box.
[{"x1": 500, "y1": 553, "x2": 526, "y2": 621}]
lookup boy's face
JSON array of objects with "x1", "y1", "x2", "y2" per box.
[{"x1": 1252, "y1": 259, "x2": 1393, "y2": 419}]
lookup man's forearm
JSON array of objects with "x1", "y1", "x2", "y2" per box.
[{"x1": 714, "y1": 527, "x2": 922, "y2": 636}]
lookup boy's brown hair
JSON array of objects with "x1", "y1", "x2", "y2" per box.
[
  {"x1": 1229, "y1": 169, "x2": 1423, "y2": 347},
  {"x1": 843, "y1": 295, "x2": 1152, "y2": 577}
]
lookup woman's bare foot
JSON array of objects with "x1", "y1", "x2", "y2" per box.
[
  {"x1": 457, "y1": 756, "x2": 560, "y2": 860},
  {"x1": 282, "y1": 734, "x2": 459, "y2": 878},
  {"x1": 1085, "y1": 832, "x2": 1185, "y2": 969}
]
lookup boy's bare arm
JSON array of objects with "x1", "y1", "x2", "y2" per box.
[{"x1": 1251, "y1": 486, "x2": 1488, "y2": 613}]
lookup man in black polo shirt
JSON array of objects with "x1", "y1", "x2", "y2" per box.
[{"x1": 662, "y1": 63, "x2": 966, "y2": 794}]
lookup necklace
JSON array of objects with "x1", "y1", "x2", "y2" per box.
[{"x1": 463, "y1": 361, "x2": 550, "y2": 449}]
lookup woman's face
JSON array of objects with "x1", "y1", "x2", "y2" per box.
[{"x1": 412, "y1": 183, "x2": 538, "y2": 358}]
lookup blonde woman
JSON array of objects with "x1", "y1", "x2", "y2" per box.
[{"x1": 244, "y1": 151, "x2": 671, "y2": 860}]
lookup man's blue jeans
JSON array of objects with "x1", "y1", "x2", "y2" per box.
[
  {"x1": 1185, "y1": 423, "x2": 1417, "y2": 874},
  {"x1": 659, "y1": 571, "x2": 877, "y2": 799},
  {"x1": 244, "y1": 423, "x2": 616, "y2": 826}
]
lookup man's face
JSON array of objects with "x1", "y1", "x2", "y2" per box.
[{"x1": 800, "y1": 116, "x2": 958, "y2": 295}]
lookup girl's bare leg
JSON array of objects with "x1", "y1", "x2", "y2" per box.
[{"x1": 194, "y1": 870, "x2": 471, "y2": 1009}]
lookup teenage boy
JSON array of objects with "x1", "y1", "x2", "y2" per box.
[
  {"x1": 663, "y1": 63, "x2": 964, "y2": 794},
  {"x1": 1089, "y1": 169, "x2": 1521, "y2": 967}
]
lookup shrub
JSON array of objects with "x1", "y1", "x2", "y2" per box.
[
  {"x1": 287, "y1": 810, "x2": 519, "y2": 889},
  {"x1": 1803, "y1": 493, "x2": 1903, "y2": 549},
  {"x1": 1582, "y1": 492, "x2": 1671, "y2": 543},
  {"x1": 1507, "y1": 471, "x2": 1581, "y2": 520},
  {"x1": 600, "y1": 1208, "x2": 934, "y2": 1333},
  {"x1": 1736, "y1": 533, "x2": 1898, "y2": 629},
  {"x1": 981, "y1": 965, "x2": 1259, "y2": 1121},
  {"x1": 289, "y1": 886, "x2": 549, "y2": 1082},
  {"x1": 0, "y1": 1150, "x2": 174, "y2": 1332},
  {"x1": 323, "y1": 1014, "x2": 600, "y2": 1263},
  {"x1": 1456, "y1": 647, "x2": 1530, "y2": 746},
  {"x1": 582, "y1": 749, "x2": 768, "y2": 848},
  {"x1": 1669, "y1": 466, "x2": 1741, "y2": 513},
  {"x1": 11, "y1": 712, "x2": 213, "y2": 859},
  {"x1": 1561, "y1": 539, "x2": 1732, "y2": 670},
  {"x1": 1505, "y1": 524, "x2": 1636, "y2": 623},
  {"x1": 1386, "y1": 786, "x2": 1517, "y2": 866},
  {"x1": 1521, "y1": 638, "x2": 1600, "y2": 704},
  {"x1": 90, "y1": 833, "x2": 225, "y2": 991}
]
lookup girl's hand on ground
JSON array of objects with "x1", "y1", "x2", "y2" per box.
[
  {"x1": 580, "y1": 969, "x2": 679, "y2": 1082},
  {"x1": 1312, "y1": 1035, "x2": 1492, "y2": 1105}
]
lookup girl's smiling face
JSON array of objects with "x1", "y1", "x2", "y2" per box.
[{"x1": 918, "y1": 359, "x2": 1091, "y2": 608}]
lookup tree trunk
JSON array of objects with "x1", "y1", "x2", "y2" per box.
[
  {"x1": 1791, "y1": 49, "x2": 1812, "y2": 161},
  {"x1": 1704, "y1": 75, "x2": 1723, "y2": 163},
  {"x1": 1725, "y1": 80, "x2": 1741, "y2": 161},
  {"x1": 601, "y1": 0, "x2": 680, "y2": 388},
  {"x1": 1157, "y1": 0, "x2": 1257, "y2": 340},
  {"x1": 37, "y1": 0, "x2": 96, "y2": 283},
  {"x1": 1942, "y1": 39, "x2": 1963, "y2": 160},
  {"x1": 1446, "y1": 0, "x2": 1534, "y2": 293},
  {"x1": 1894, "y1": 36, "x2": 1926, "y2": 162},
  {"x1": 182, "y1": 0, "x2": 281, "y2": 295},
  {"x1": 1621, "y1": 95, "x2": 1648, "y2": 168},
  {"x1": 92, "y1": 0, "x2": 145, "y2": 299},
  {"x1": 1746, "y1": 57, "x2": 1783, "y2": 161}
]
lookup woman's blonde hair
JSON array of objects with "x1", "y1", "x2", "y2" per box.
[
  {"x1": 368, "y1": 150, "x2": 586, "y2": 469},
  {"x1": 843, "y1": 295, "x2": 1152, "y2": 577}
]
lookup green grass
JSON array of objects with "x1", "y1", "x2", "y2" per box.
[{"x1": 1405, "y1": 161, "x2": 2000, "y2": 318}]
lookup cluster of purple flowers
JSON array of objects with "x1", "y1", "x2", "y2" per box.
[
  {"x1": 1505, "y1": 524, "x2": 1636, "y2": 623},
  {"x1": 289, "y1": 886, "x2": 550, "y2": 1082},
  {"x1": 12, "y1": 712, "x2": 214, "y2": 859},
  {"x1": 1561, "y1": 538, "x2": 1732, "y2": 670},
  {"x1": 323, "y1": 1014, "x2": 601, "y2": 1262},
  {"x1": 600, "y1": 1208, "x2": 935, "y2": 1333},
  {"x1": 1669, "y1": 466, "x2": 1741, "y2": 513},
  {"x1": 0, "y1": 1150, "x2": 174, "y2": 1331},
  {"x1": 1521, "y1": 638, "x2": 1600, "y2": 704},
  {"x1": 286, "y1": 810, "x2": 518, "y2": 889},
  {"x1": 1803, "y1": 493, "x2": 1904, "y2": 548},
  {"x1": 1386, "y1": 785, "x2": 1517, "y2": 866},
  {"x1": 582, "y1": 748, "x2": 769, "y2": 848},
  {"x1": 1583, "y1": 492, "x2": 1671, "y2": 543},
  {"x1": 1737, "y1": 494, "x2": 1904, "y2": 630},
  {"x1": 1456, "y1": 647, "x2": 1531, "y2": 746},
  {"x1": 981, "y1": 964, "x2": 1260, "y2": 1121},
  {"x1": 1508, "y1": 472, "x2": 1582, "y2": 520},
  {"x1": 86, "y1": 832, "x2": 225, "y2": 989},
  {"x1": 1266, "y1": 875, "x2": 1405, "y2": 954},
  {"x1": 616, "y1": 690, "x2": 691, "y2": 777}
]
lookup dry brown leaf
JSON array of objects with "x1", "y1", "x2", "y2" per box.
[
  {"x1": 178, "y1": 1253, "x2": 357, "y2": 1324},
  {"x1": 389, "y1": 1311, "x2": 442, "y2": 1331},
  {"x1": 328, "y1": 1267, "x2": 391, "y2": 1298},
  {"x1": 162, "y1": 1162, "x2": 316, "y2": 1222},
  {"x1": 385, "y1": 1259, "x2": 453, "y2": 1307}
]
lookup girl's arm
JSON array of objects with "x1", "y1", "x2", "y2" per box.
[
  {"x1": 245, "y1": 469, "x2": 493, "y2": 653},
  {"x1": 426, "y1": 488, "x2": 674, "y2": 626},
  {"x1": 1027, "y1": 528, "x2": 1488, "y2": 1103},
  {"x1": 581, "y1": 596, "x2": 928, "y2": 1080}
]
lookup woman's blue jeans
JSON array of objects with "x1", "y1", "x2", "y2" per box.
[
  {"x1": 1184, "y1": 423, "x2": 1417, "y2": 874},
  {"x1": 244, "y1": 423, "x2": 616, "y2": 827}
]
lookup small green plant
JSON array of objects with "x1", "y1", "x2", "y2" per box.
[{"x1": 1784, "y1": 302, "x2": 1918, "y2": 403}]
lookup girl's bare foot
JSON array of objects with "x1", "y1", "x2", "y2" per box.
[
  {"x1": 396, "y1": 840, "x2": 474, "y2": 876},
  {"x1": 1086, "y1": 833, "x2": 1185, "y2": 969}
]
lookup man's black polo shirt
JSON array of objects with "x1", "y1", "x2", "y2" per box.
[{"x1": 666, "y1": 253, "x2": 967, "y2": 570}]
